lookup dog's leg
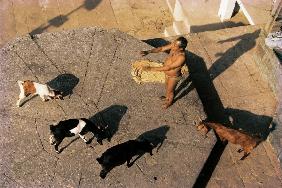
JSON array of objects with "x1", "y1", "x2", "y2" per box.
[
  {"x1": 97, "y1": 137, "x2": 103, "y2": 145},
  {"x1": 17, "y1": 81, "x2": 25, "y2": 107},
  {"x1": 126, "y1": 158, "x2": 132, "y2": 167},
  {"x1": 39, "y1": 94, "x2": 45, "y2": 101},
  {"x1": 237, "y1": 148, "x2": 243, "y2": 153},
  {"x1": 79, "y1": 134, "x2": 88, "y2": 143},
  {"x1": 240, "y1": 152, "x2": 250, "y2": 160},
  {"x1": 100, "y1": 168, "x2": 108, "y2": 179},
  {"x1": 17, "y1": 91, "x2": 25, "y2": 107},
  {"x1": 54, "y1": 139, "x2": 63, "y2": 153}
]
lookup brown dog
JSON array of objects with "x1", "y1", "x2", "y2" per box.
[{"x1": 196, "y1": 121, "x2": 262, "y2": 160}]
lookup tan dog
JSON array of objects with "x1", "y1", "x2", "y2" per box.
[
  {"x1": 196, "y1": 121, "x2": 262, "y2": 160},
  {"x1": 17, "y1": 80, "x2": 63, "y2": 107}
]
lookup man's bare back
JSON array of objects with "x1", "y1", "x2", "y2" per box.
[{"x1": 135, "y1": 37, "x2": 188, "y2": 108}]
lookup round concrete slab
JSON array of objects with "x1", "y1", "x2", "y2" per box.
[{"x1": 0, "y1": 27, "x2": 216, "y2": 187}]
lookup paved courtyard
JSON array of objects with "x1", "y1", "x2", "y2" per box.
[{"x1": 0, "y1": 27, "x2": 216, "y2": 187}]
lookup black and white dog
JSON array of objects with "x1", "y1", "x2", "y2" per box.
[
  {"x1": 49, "y1": 118, "x2": 106, "y2": 153},
  {"x1": 96, "y1": 139, "x2": 154, "y2": 179}
]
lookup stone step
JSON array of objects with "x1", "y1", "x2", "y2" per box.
[
  {"x1": 164, "y1": 25, "x2": 177, "y2": 37},
  {"x1": 173, "y1": 20, "x2": 190, "y2": 35},
  {"x1": 166, "y1": 0, "x2": 176, "y2": 14}
]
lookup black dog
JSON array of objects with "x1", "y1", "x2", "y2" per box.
[
  {"x1": 49, "y1": 118, "x2": 107, "y2": 153},
  {"x1": 96, "y1": 139, "x2": 154, "y2": 179}
]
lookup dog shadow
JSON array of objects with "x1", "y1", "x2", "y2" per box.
[
  {"x1": 225, "y1": 108, "x2": 275, "y2": 140},
  {"x1": 58, "y1": 137, "x2": 80, "y2": 153},
  {"x1": 137, "y1": 125, "x2": 170, "y2": 152},
  {"x1": 47, "y1": 73, "x2": 79, "y2": 97},
  {"x1": 88, "y1": 105, "x2": 128, "y2": 143},
  {"x1": 96, "y1": 125, "x2": 170, "y2": 179},
  {"x1": 97, "y1": 125, "x2": 169, "y2": 179},
  {"x1": 128, "y1": 125, "x2": 170, "y2": 166},
  {"x1": 18, "y1": 94, "x2": 38, "y2": 107},
  {"x1": 97, "y1": 139, "x2": 154, "y2": 179}
]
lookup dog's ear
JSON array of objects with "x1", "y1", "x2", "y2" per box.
[
  {"x1": 49, "y1": 124, "x2": 55, "y2": 131},
  {"x1": 96, "y1": 157, "x2": 103, "y2": 164}
]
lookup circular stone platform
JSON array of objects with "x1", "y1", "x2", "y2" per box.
[{"x1": 0, "y1": 27, "x2": 216, "y2": 187}]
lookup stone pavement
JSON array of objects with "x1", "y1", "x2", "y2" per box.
[
  {"x1": 0, "y1": 0, "x2": 172, "y2": 47},
  {"x1": 186, "y1": 26, "x2": 282, "y2": 187},
  {"x1": 145, "y1": 25, "x2": 282, "y2": 187},
  {"x1": 0, "y1": 27, "x2": 216, "y2": 187}
]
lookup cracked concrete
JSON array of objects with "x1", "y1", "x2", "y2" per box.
[{"x1": 0, "y1": 27, "x2": 213, "y2": 187}]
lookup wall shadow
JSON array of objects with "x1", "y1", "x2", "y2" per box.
[
  {"x1": 190, "y1": 21, "x2": 246, "y2": 33},
  {"x1": 29, "y1": 0, "x2": 101, "y2": 36},
  {"x1": 47, "y1": 73, "x2": 79, "y2": 97},
  {"x1": 89, "y1": 105, "x2": 128, "y2": 141},
  {"x1": 226, "y1": 108, "x2": 274, "y2": 140}
]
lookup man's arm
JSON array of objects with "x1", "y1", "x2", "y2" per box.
[
  {"x1": 141, "y1": 43, "x2": 172, "y2": 56},
  {"x1": 148, "y1": 55, "x2": 185, "y2": 72},
  {"x1": 135, "y1": 55, "x2": 185, "y2": 76}
]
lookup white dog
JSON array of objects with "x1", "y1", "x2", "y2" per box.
[{"x1": 17, "y1": 80, "x2": 63, "y2": 107}]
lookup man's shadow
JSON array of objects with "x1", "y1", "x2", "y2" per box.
[
  {"x1": 89, "y1": 105, "x2": 128, "y2": 142},
  {"x1": 97, "y1": 125, "x2": 170, "y2": 179},
  {"x1": 174, "y1": 29, "x2": 261, "y2": 103},
  {"x1": 47, "y1": 73, "x2": 79, "y2": 97}
]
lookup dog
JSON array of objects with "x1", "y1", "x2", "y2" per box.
[
  {"x1": 17, "y1": 80, "x2": 63, "y2": 107},
  {"x1": 49, "y1": 118, "x2": 106, "y2": 153},
  {"x1": 97, "y1": 139, "x2": 154, "y2": 179},
  {"x1": 196, "y1": 121, "x2": 262, "y2": 160}
]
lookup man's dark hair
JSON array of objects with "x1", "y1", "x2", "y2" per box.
[{"x1": 176, "y1": 37, "x2": 188, "y2": 49}]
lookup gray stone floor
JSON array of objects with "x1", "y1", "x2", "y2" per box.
[{"x1": 0, "y1": 27, "x2": 215, "y2": 187}]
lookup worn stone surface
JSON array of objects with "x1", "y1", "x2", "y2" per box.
[
  {"x1": 0, "y1": 27, "x2": 214, "y2": 187},
  {"x1": 0, "y1": 0, "x2": 173, "y2": 47},
  {"x1": 185, "y1": 26, "x2": 282, "y2": 188}
]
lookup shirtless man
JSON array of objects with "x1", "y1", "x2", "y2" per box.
[{"x1": 135, "y1": 37, "x2": 187, "y2": 109}]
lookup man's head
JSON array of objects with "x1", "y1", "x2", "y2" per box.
[{"x1": 175, "y1": 37, "x2": 188, "y2": 49}]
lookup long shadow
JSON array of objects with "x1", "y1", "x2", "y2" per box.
[
  {"x1": 186, "y1": 52, "x2": 229, "y2": 188},
  {"x1": 175, "y1": 29, "x2": 261, "y2": 102},
  {"x1": 47, "y1": 73, "x2": 79, "y2": 97},
  {"x1": 226, "y1": 108, "x2": 275, "y2": 140},
  {"x1": 29, "y1": 0, "x2": 101, "y2": 36},
  {"x1": 89, "y1": 105, "x2": 128, "y2": 142},
  {"x1": 58, "y1": 137, "x2": 80, "y2": 153},
  {"x1": 96, "y1": 125, "x2": 170, "y2": 179},
  {"x1": 190, "y1": 21, "x2": 246, "y2": 33}
]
